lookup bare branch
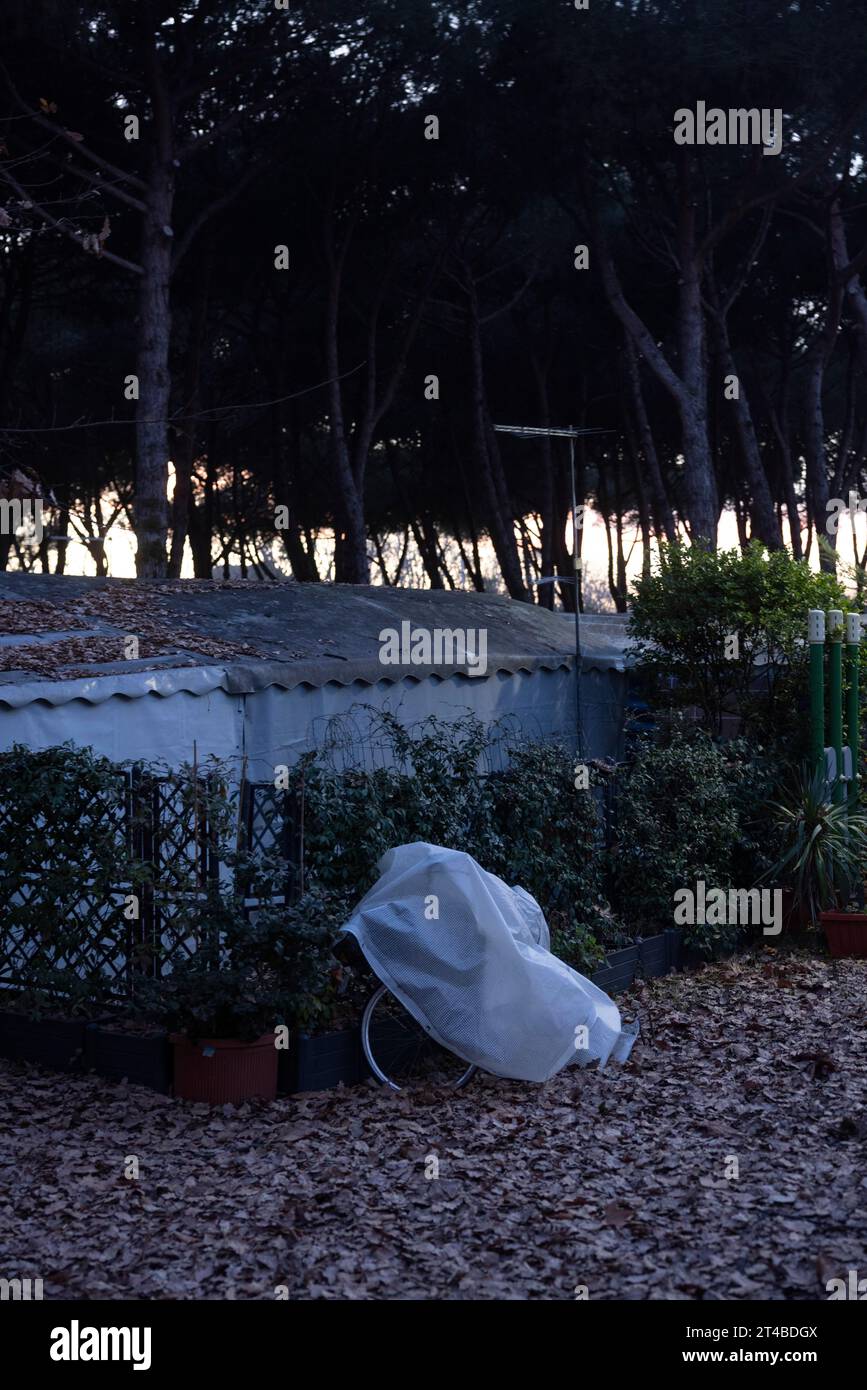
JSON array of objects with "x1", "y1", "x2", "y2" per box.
[
  {"x1": 172, "y1": 162, "x2": 264, "y2": 271},
  {"x1": 0, "y1": 166, "x2": 143, "y2": 275},
  {"x1": 0, "y1": 61, "x2": 148, "y2": 193},
  {"x1": 13, "y1": 138, "x2": 148, "y2": 213}
]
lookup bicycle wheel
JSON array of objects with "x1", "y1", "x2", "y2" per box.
[{"x1": 361, "y1": 984, "x2": 477, "y2": 1092}]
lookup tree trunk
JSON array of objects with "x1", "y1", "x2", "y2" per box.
[
  {"x1": 324, "y1": 262, "x2": 368, "y2": 583},
  {"x1": 599, "y1": 453, "x2": 629, "y2": 612},
  {"x1": 676, "y1": 188, "x2": 718, "y2": 545},
  {"x1": 597, "y1": 176, "x2": 717, "y2": 546},
  {"x1": 622, "y1": 333, "x2": 676, "y2": 546},
  {"x1": 624, "y1": 403, "x2": 652, "y2": 577},
  {"x1": 679, "y1": 400, "x2": 717, "y2": 544},
  {"x1": 53, "y1": 499, "x2": 70, "y2": 574},
  {"x1": 710, "y1": 312, "x2": 783, "y2": 548},
  {"x1": 466, "y1": 279, "x2": 528, "y2": 601},
  {"x1": 761, "y1": 366, "x2": 803, "y2": 558},
  {"x1": 387, "y1": 443, "x2": 444, "y2": 588},
  {"x1": 134, "y1": 53, "x2": 175, "y2": 579},
  {"x1": 450, "y1": 425, "x2": 486, "y2": 591},
  {"x1": 168, "y1": 255, "x2": 210, "y2": 577},
  {"x1": 272, "y1": 412, "x2": 319, "y2": 582},
  {"x1": 531, "y1": 352, "x2": 555, "y2": 609},
  {"x1": 189, "y1": 424, "x2": 217, "y2": 578},
  {"x1": 804, "y1": 196, "x2": 846, "y2": 572}
]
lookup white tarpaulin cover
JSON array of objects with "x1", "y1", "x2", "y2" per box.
[{"x1": 341, "y1": 842, "x2": 637, "y2": 1082}]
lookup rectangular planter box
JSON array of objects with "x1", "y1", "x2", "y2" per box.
[
  {"x1": 279, "y1": 1028, "x2": 361, "y2": 1094},
  {"x1": 592, "y1": 944, "x2": 640, "y2": 995},
  {"x1": 592, "y1": 932, "x2": 686, "y2": 994},
  {"x1": 665, "y1": 928, "x2": 684, "y2": 972},
  {"x1": 85, "y1": 1024, "x2": 172, "y2": 1093},
  {"x1": 0, "y1": 1011, "x2": 86, "y2": 1073},
  {"x1": 0, "y1": 1009, "x2": 13, "y2": 1061},
  {"x1": 639, "y1": 933, "x2": 669, "y2": 978}
]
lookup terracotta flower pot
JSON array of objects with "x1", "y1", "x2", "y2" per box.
[
  {"x1": 820, "y1": 911, "x2": 867, "y2": 959},
  {"x1": 170, "y1": 1033, "x2": 277, "y2": 1104}
]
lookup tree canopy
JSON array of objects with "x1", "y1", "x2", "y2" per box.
[{"x1": 2, "y1": 0, "x2": 867, "y2": 598}]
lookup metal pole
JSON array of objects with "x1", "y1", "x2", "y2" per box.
[
  {"x1": 808, "y1": 609, "x2": 825, "y2": 778},
  {"x1": 570, "y1": 431, "x2": 583, "y2": 757},
  {"x1": 492, "y1": 420, "x2": 612, "y2": 762}
]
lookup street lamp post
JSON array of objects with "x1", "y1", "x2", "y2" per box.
[{"x1": 493, "y1": 423, "x2": 612, "y2": 758}]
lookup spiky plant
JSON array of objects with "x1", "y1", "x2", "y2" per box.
[{"x1": 765, "y1": 766, "x2": 867, "y2": 926}]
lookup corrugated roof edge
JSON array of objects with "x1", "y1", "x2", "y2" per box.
[{"x1": 0, "y1": 653, "x2": 584, "y2": 709}]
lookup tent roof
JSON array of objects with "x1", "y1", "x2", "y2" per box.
[{"x1": 0, "y1": 574, "x2": 634, "y2": 708}]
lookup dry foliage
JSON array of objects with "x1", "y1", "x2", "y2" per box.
[
  {"x1": 1, "y1": 950, "x2": 865, "y2": 1300},
  {"x1": 0, "y1": 585, "x2": 269, "y2": 676}
]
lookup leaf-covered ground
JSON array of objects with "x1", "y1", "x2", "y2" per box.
[{"x1": 1, "y1": 951, "x2": 866, "y2": 1301}]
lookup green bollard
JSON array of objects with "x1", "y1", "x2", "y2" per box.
[
  {"x1": 828, "y1": 610, "x2": 844, "y2": 804},
  {"x1": 808, "y1": 610, "x2": 825, "y2": 777},
  {"x1": 847, "y1": 613, "x2": 861, "y2": 816}
]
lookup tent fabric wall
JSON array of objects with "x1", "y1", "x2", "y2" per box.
[
  {"x1": 0, "y1": 688, "x2": 244, "y2": 769},
  {"x1": 0, "y1": 579, "x2": 635, "y2": 772},
  {"x1": 241, "y1": 666, "x2": 578, "y2": 780},
  {"x1": 0, "y1": 663, "x2": 625, "y2": 776}
]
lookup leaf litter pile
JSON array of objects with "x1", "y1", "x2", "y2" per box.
[
  {"x1": 0, "y1": 585, "x2": 269, "y2": 676},
  {"x1": 1, "y1": 950, "x2": 866, "y2": 1300}
]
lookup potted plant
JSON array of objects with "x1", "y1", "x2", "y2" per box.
[
  {"x1": 820, "y1": 902, "x2": 867, "y2": 958},
  {"x1": 764, "y1": 766, "x2": 867, "y2": 956},
  {"x1": 249, "y1": 882, "x2": 353, "y2": 1093},
  {"x1": 122, "y1": 806, "x2": 296, "y2": 1104},
  {"x1": 136, "y1": 955, "x2": 290, "y2": 1104}
]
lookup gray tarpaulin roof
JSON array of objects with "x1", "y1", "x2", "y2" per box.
[
  {"x1": 0, "y1": 574, "x2": 634, "y2": 709},
  {"x1": 555, "y1": 612, "x2": 634, "y2": 673}
]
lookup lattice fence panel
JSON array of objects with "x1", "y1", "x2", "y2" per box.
[
  {"x1": 0, "y1": 771, "x2": 295, "y2": 997},
  {"x1": 0, "y1": 770, "x2": 132, "y2": 991}
]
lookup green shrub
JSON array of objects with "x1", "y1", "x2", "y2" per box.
[
  {"x1": 610, "y1": 724, "x2": 772, "y2": 952},
  {"x1": 139, "y1": 798, "x2": 343, "y2": 1032},
  {"x1": 629, "y1": 542, "x2": 852, "y2": 753},
  {"x1": 134, "y1": 957, "x2": 289, "y2": 1043},
  {"x1": 482, "y1": 740, "x2": 616, "y2": 965},
  {"x1": 291, "y1": 710, "x2": 617, "y2": 971},
  {"x1": 10, "y1": 715, "x2": 751, "y2": 1026},
  {"x1": 136, "y1": 876, "x2": 341, "y2": 1040},
  {"x1": 231, "y1": 882, "x2": 349, "y2": 1031}
]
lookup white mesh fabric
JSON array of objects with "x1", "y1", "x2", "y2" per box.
[{"x1": 341, "y1": 842, "x2": 637, "y2": 1082}]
